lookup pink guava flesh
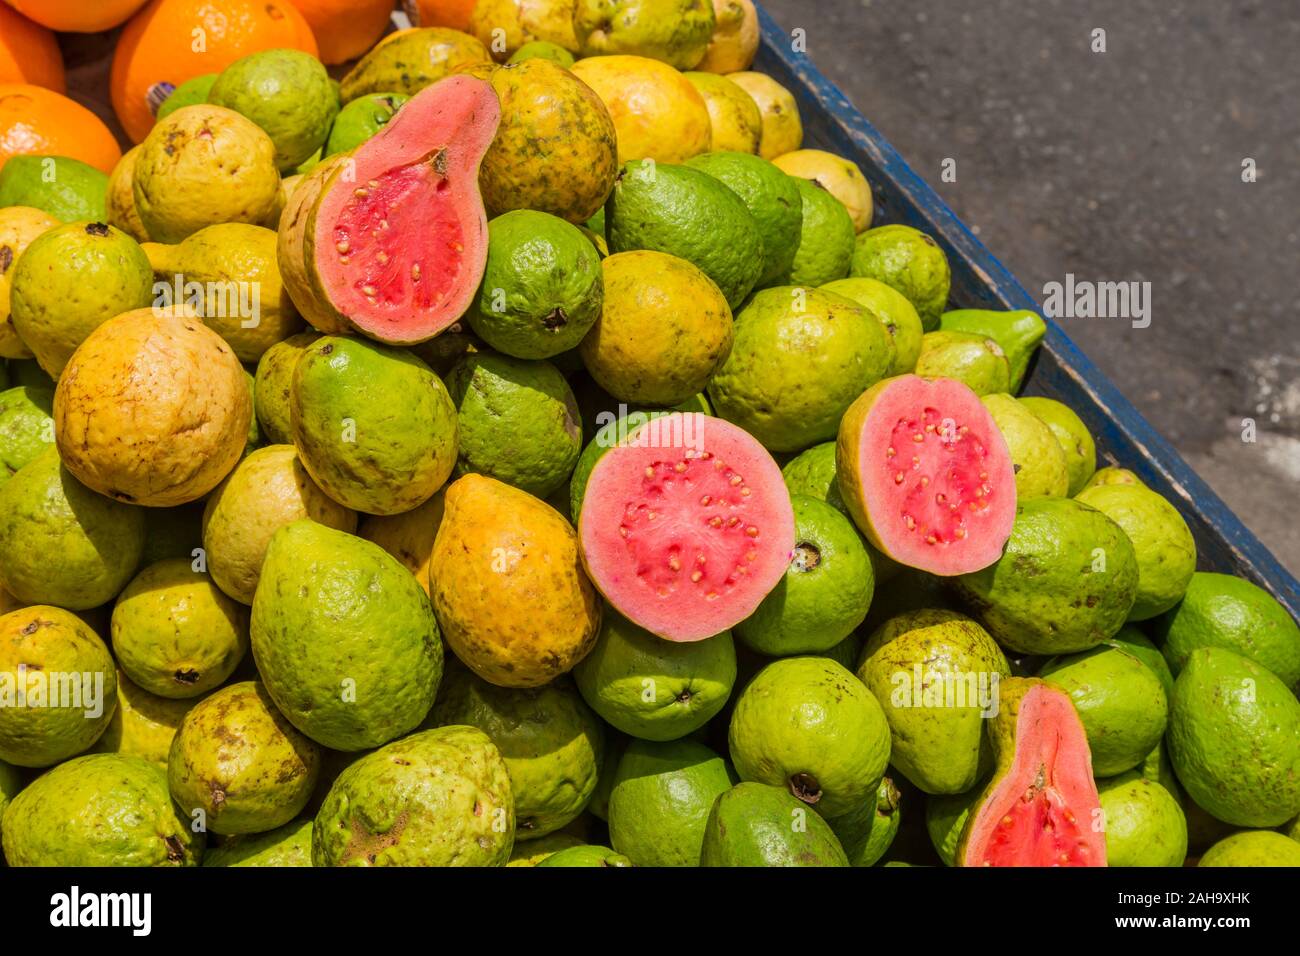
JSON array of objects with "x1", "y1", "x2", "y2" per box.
[
  {"x1": 313, "y1": 75, "x2": 499, "y2": 344},
  {"x1": 852, "y1": 376, "x2": 1015, "y2": 575},
  {"x1": 579, "y1": 413, "x2": 796, "y2": 642},
  {"x1": 962, "y1": 684, "x2": 1106, "y2": 867}
]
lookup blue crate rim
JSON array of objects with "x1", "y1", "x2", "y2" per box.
[{"x1": 752, "y1": 2, "x2": 1299, "y2": 617}]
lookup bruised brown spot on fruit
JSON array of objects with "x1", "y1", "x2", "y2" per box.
[
  {"x1": 344, "y1": 810, "x2": 409, "y2": 863},
  {"x1": 163, "y1": 836, "x2": 185, "y2": 862},
  {"x1": 85, "y1": 222, "x2": 110, "y2": 237},
  {"x1": 789, "y1": 772, "x2": 822, "y2": 804},
  {"x1": 790, "y1": 542, "x2": 821, "y2": 572},
  {"x1": 432, "y1": 148, "x2": 449, "y2": 177},
  {"x1": 542, "y1": 307, "x2": 567, "y2": 331},
  {"x1": 19, "y1": 620, "x2": 39, "y2": 635},
  {"x1": 0, "y1": 247, "x2": 14, "y2": 273},
  {"x1": 174, "y1": 668, "x2": 201, "y2": 685}
]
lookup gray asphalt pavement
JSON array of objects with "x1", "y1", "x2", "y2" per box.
[{"x1": 762, "y1": 0, "x2": 1300, "y2": 573}]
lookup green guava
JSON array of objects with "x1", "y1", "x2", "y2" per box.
[
  {"x1": 0, "y1": 757, "x2": 22, "y2": 843},
  {"x1": 0, "y1": 155, "x2": 108, "y2": 223},
  {"x1": 431, "y1": 668, "x2": 603, "y2": 840},
  {"x1": 573, "y1": 0, "x2": 716, "y2": 69},
  {"x1": 251, "y1": 520, "x2": 443, "y2": 751},
  {"x1": 1200, "y1": 830, "x2": 1300, "y2": 867},
  {"x1": 508, "y1": 41, "x2": 577, "y2": 66},
  {"x1": 155, "y1": 74, "x2": 216, "y2": 121},
  {"x1": 324, "y1": 92, "x2": 409, "y2": 157},
  {"x1": 952, "y1": 496, "x2": 1139, "y2": 655},
  {"x1": 857, "y1": 609, "x2": 1009, "y2": 794},
  {"x1": 828, "y1": 776, "x2": 902, "y2": 867},
  {"x1": 779, "y1": 177, "x2": 855, "y2": 286},
  {"x1": 914, "y1": 331, "x2": 1010, "y2": 395},
  {"x1": 980, "y1": 393, "x2": 1070, "y2": 498},
  {"x1": 1105, "y1": 625, "x2": 1175, "y2": 697},
  {"x1": 573, "y1": 606, "x2": 736, "y2": 741},
  {"x1": 939, "y1": 308, "x2": 1046, "y2": 390},
  {"x1": 728, "y1": 656, "x2": 890, "y2": 817},
  {"x1": 1080, "y1": 466, "x2": 1144, "y2": 491},
  {"x1": 1153, "y1": 571, "x2": 1300, "y2": 690},
  {"x1": 1018, "y1": 396, "x2": 1096, "y2": 495},
  {"x1": 709, "y1": 286, "x2": 892, "y2": 452},
  {"x1": 110, "y1": 558, "x2": 248, "y2": 699},
  {"x1": 291, "y1": 335, "x2": 458, "y2": 515},
  {"x1": 0, "y1": 386, "x2": 53, "y2": 484},
  {"x1": 253, "y1": 332, "x2": 320, "y2": 445},
  {"x1": 91, "y1": 668, "x2": 199, "y2": 766},
  {"x1": 1076, "y1": 483, "x2": 1196, "y2": 620},
  {"x1": 822, "y1": 277, "x2": 926, "y2": 376},
  {"x1": 209, "y1": 49, "x2": 340, "y2": 172},
  {"x1": 2, "y1": 753, "x2": 203, "y2": 866},
  {"x1": 202, "y1": 818, "x2": 314, "y2": 867},
  {"x1": 0, "y1": 448, "x2": 144, "y2": 609},
  {"x1": 312, "y1": 725, "x2": 514, "y2": 866},
  {"x1": 850, "y1": 224, "x2": 951, "y2": 330},
  {"x1": 536, "y1": 844, "x2": 634, "y2": 866},
  {"x1": 607, "y1": 737, "x2": 737, "y2": 866},
  {"x1": 168, "y1": 681, "x2": 321, "y2": 835},
  {"x1": 0, "y1": 605, "x2": 117, "y2": 767},
  {"x1": 8, "y1": 221, "x2": 154, "y2": 377},
  {"x1": 467, "y1": 209, "x2": 604, "y2": 359},
  {"x1": 506, "y1": 831, "x2": 585, "y2": 866},
  {"x1": 445, "y1": 351, "x2": 583, "y2": 498},
  {"x1": 735, "y1": 494, "x2": 874, "y2": 655},
  {"x1": 700, "y1": 782, "x2": 850, "y2": 866},
  {"x1": 1096, "y1": 772, "x2": 1187, "y2": 867},
  {"x1": 1039, "y1": 643, "x2": 1168, "y2": 776}
]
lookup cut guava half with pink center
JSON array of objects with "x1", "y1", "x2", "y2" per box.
[
  {"x1": 960, "y1": 680, "x2": 1106, "y2": 867},
  {"x1": 836, "y1": 375, "x2": 1016, "y2": 575},
  {"x1": 578, "y1": 412, "x2": 796, "y2": 642},
  {"x1": 288, "y1": 75, "x2": 500, "y2": 344}
]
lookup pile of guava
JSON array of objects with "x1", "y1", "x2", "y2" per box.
[{"x1": 0, "y1": 3, "x2": 1295, "y2": 871}]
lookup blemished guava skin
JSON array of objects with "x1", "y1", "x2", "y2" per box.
[
  {"x1": 2, "y1": 753, "x2": 203, "y2": 866},
  {"x1": 822, "y1": 277, "x2": 925, "y2": 376},
  {"x1": 1018, "y1": 396, "x2": 1096, "y2": 496},
  {"x1": 0, "y1": 605, "x2": 117, "y2": 767},
  {"x1": 312, "y1": 725, "x2": 514, "y2": 867},
  {"x1": 607, "y1": 737, "x2": 737, "y2": 866},
  {"x1": 700, "y1": 782, "x2": 850, "y2": 866},
  {"x1": 431, "y1": 668, "x2": 603, "y2": 840},
  {"x1": 914, "y1": 331, "x2": 1011, "y2": 396},
  {"x1": 735, "y1": 495, "x2": 874, "y2": 656},
  {"x1": 339, "y1": 28, "x2": 491, "y2": 100},
  {"x1": 141, "y1": 223, "x2": 305, "y2": 363},
  {"x1": 0, "y1": 447, "x2": 144, "y2": 610},
  {"x1": 953, "y1": 496, "x2": 1139, "y2": 655},
  {"x1": 1153, "y1": 571, "x2": 1300, "y2": 690},
  {"x1": 1199, "y1": 830, "x2": 1300, "y2": 867},
  {"x1": 574, "y1": 0, "x2": 715, "y2": 68},
  {"x1": 605, "y1": 160, "x2": 763, "y2": 309},
  {"x1": 857, "y1": 609, "x2": 1010, "y2": 795},
  {"x1": 728, "y1": 656, "x2": 891, "y2": 818},
  {"x1": 445, "y1": 352, "x2": 583, "y2": 498},
  {"x1": 0, "y1": 385, "x2": 53, "y2": 485},
  {"x1": 981, "y1": 393, "x2": 1070, "y2": 498},
  {"x1": 253, "y1": 332, "x2": 321, "y2": 445},
  {"x1": 203, "y1": 817, "x2": 314, "y2": 867},
  {"x1": 480, "y1": 60, "x2": 619, "y2": 224},
  {"x1": 8, "y1": 220, "x2": 155, "y2": 378},
  {"x1": 91, "y1": 669, "x2": 200, "y2": 767},
  {"x1": 467, "y1": 210, "x2": 604, "y2": 359},
  {"x1": 111, "y1": 558, "x2": 249, "y2": 699},
  {"x1": 202, "y1": 444, "x2": 358, "y2": 605},
  {"x1": 430, "y1": 474, "x2": 601, "y2": 689},
  {"x1": 208, "y1": 49, "x2": 340, "y2": 172},
  {"x1": 1095, "y1": 772, "x2": 1188, "y2": 867},
  {"x1": 535, "y1": 844, "x2": 633, "y2": 866},
  {"x1": 1075, "y1": 483, "x2": 1197, "y2": 622},
  {"x1": 134, "y1": 105, "x2": 281, "y2": 244},
  {"x1": 850, "y1": 224, "x2": 951, "y2": 331},
  {"x1": 939, "y1": 308, "x2": 1047, "y2": 391},
  {"x1": 1166, "y1": 647, "x2": 1300, "y2": 828},
  {"x1": 709, "y1": 286, "x2": 892, "y2": 452},
  {"x1": 1039, "y1": 643, "x2": 1168, "y2": 777},
  {"x1": 573, "y1": 606, "x2": 736, "y2": 741},
  {"x1": 291, "y1": 335, "x2": 459, "y2": 515},
  {"x1": 167, "y1": 681, "x2": 320, "y2": 835},
  {"x1": 251, "y1": 521, "x2": 444, "y2": 751},
  {"x1": 685, "y1": 150, "x2": 803, "y2": 287},
  {"x1": 829, "y1": 775, "x2": 902, "y2": 867}
]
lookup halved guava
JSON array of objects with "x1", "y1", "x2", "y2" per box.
[
  {"x1": 836, "y1": 374, "x2": 1016, "y2": 575},
  {"x1": 577, "y1": 412, "x2": 795, "y2": 643},
  {"x1": 959, "y1": 678, "x2": 1106, "y2": 867},
  {"x1": 278, "y1": 75, "x2": 500, "y2": 344}
]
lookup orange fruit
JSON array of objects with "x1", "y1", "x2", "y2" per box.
[
  {"x1": 4, "y1": 0, "x2": 152, "y2": 32},
  {"x1": 0, "y1": 84, "x2": 122, "y2": 173},
  {"x1": 0, "y1": 5, "x2": 65, "y2": 92},
  {"x1": 111, "y1": 0, "x2": 319, "y2": 144},
  {"x1": 286, "y1": 0, "x2": 394, "y2": 64},
  {"x1": 404, "y1": 0, "x2": 478, "y2": 32}
]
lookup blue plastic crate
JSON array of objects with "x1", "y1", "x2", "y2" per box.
[{"x1": 751, "y1": 3, "x2": 1299, "y2": 619}]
